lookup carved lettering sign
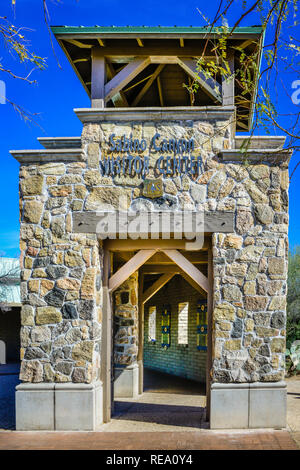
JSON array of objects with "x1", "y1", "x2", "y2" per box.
[{"x1": 100, "y1": 133, "x2": 203, "y2": 178}]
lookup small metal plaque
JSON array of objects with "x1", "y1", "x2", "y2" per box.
[{"x1": 143, "y1": 179, "x2": 163, "y2": 199}]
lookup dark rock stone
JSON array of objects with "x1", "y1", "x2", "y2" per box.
[
  {"x1": 231, "y1": 318, "x2": 243, "y2": 338},
  {"x1": 271, "y1": 311, "x2": 285, "y2": 329},
  {"x1": 213, "y1": 369, "x2": 233, "y2": 383},
  {"x1": 258, "y1": 344, "x2": 271, "y2": 357},
  {"x1": 69, "y1": 267, "x2": 83, "y2": 279},
  {"x1": 78, "y1": 300, "x2": 95, "y2": 320},
  {"x1": 40, "y1": 342, "x2": 52, "y2": 355},
  {"x1": 62, "y1": 346, "x2": 72, "y2": 359},
  {"x1": 72, "y1": 367, "x2": 86, "y2": 383},
  {"x1": 50, "y1": 348, "x2": 64, "y2": 363},
  {"x1": 33, "y1": 257, "x2": 51, "y2": 268},
  {"x1": 55, "y1": 361, "x2": 73, "y2": 376},
  {"x1": 225, "y1": 249, "x2": 236, "y2": 263},
  {"x1": 44, "y1": 287, "x2": 65, "y2": 307},
  {"x1": 62, "y1": 303, "x2": 78, "y2": 319},
  {"x1": 259, "y1": 364, "x2": 272, "y2": 375},
  {"x1": 46, "y1": 265, "x2": 68, "y2": 280},
  {"x1": 24, "y1": 347, "x2": 46, "y2": 360}
]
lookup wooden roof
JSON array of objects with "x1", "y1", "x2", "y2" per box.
[{"x1": 51, "y1": 26, "x2": 264, "y2": 131}]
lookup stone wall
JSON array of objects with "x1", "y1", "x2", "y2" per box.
[
  {"x1": 19, "y1": 161, "x2": 103, "y2": 384},
  {"x1": 144, "y1": 275, "x2": 206, "y2": 382},
  {"x1": 16, "y1": 107, "x2": 290, "y2": 390},
  {"x1": 113, "y1": 272, "x2": 138, "y2": 366}
]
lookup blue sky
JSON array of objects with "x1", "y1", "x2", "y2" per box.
[{"x1": 0, "y1": 0, "x2": 299, "y2": 257}]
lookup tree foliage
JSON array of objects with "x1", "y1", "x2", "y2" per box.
[
  {"x1": 287, "y1": 246, "x2": 300, "y2": 347},
  {"x1": 192, "y1": 0, "x2": 300, "y2": 178}
]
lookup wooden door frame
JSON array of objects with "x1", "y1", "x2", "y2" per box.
[{"x1": 101, "y1": 238, "x2": 213, "y2": 423}]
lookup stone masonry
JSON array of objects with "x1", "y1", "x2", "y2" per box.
[{"x1": 13, "y1": 106, "x2": 290, "y2": 429}]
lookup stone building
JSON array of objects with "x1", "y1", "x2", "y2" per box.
[{"x1": 10, "y1": 26, "x2": 291, "y2": 431}]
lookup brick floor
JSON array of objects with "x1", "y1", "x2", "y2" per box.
[{"x1": 0, "y1": 430, "x2": 298, "y2": 450}]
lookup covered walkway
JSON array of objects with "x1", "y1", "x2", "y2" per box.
[{"x1": 103, "y1": 368, "x2": 207, "y2": 432}]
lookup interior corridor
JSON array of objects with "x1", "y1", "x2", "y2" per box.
[{"x1": 99, "y1": 368, "x2": 207, "y2": 432}]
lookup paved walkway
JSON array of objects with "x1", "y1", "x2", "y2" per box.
[{"x1": 0, "y1": 366, "x2": 299, "y2": 449}]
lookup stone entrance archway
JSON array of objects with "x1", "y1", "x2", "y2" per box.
[{"x1": 101, "y1": 238, "x2": 213, "y2": 424}]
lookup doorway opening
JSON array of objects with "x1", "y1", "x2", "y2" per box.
[{"x1": 101, "y1": 238, "x2": 212, "y2": 430}]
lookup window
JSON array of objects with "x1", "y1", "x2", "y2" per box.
[
  {"x1": 148, "y1": 306, "x2": 156, "y2": 342},
  {"x1": 178, "y1": 302, "x2": 189, "y2": 345}
]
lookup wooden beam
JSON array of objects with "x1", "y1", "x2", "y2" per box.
[
  {"x1": 237, "y1": 39, "x2": 253, "y2": 50},
  {"x1": 138, "y1": 272, "x2": 144, "y2": 394},
  {"x1": 106, "y1": 61, "x2": 128, "y2": 107},
  {"x1": 132, "y1": 64, "x2": 165, "y2": 106},
  {"x1": 105, "y1": 57, "x2": 151, "y2": 103},
  {"x1": 73, "y1": 57, "x2": 89, "y2": 64},
  {"x1": 181, "y1": 272, "x2": 206, "y2": 296},
  {"x1": 161, "y1": 249, "x2": 209, "y2": 293},
  {"x1": 109, "y1": 249, "x2": 156, "y2": 292},
  {"x1": 177, "y1": 57, "x2": 222, "y2": 103},
  {"x1": 98, "y1": 38, "x2": 106, "y2": 47},
  {"x1": 143, "y1": 251, "x2": 207, "y2": 264},
  {"x1": 136, "y1": 38, "x2": 144, "y2": 47},
  {"x1": 141, "y1": 265, "x2": 183, "y2": 274},
  {"x1": 157, "y1": 75, "x2": 164, "y2": 106},
  {"x1": 104, "y1": 238, "x2": 209, "y2": 252},
  {"x1": 149, "y1": 56, "x2": 178, "y2": 64},
  {"x1": 91, "y1": 48, "x2": 106, "y2": 108},
  {"x1": 222, "y1": 50, "x2": 235, "y2": 106},
  {"x1": 64, "y1": 39, "x2": 93, "y2": 49},
  {"x1": 206, "y1": 244, "x2": 213, "y2": 422},
  {"x1": 180, "y1": 38, "x2": 184, "y2": 48},
  {"x1": 101, "y1": 249, "x2": 112, "y2": 422},
  {"x1": 142, "y1": 273, "x2": 175, "y2": 304}
]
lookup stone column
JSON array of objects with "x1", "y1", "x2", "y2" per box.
[
  {"x1": 210, "y1": 161, "x2": 289, "y2": 429},
  {"x1": 113, "y1": 272, "x2": 139, "y2": 398},
  {"x1": 15, "y1": 158, "x2": 103, "y2": 431}
]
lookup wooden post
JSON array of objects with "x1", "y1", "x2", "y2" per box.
[
  {"x1": 91, "y1": 48, "x2": 106, "y2": 108},
  {"x1": 138, "y1": 273, "x2": 144, "y2": 395},
  {"x1": 222, "y1": 49, "x2": 235, "y2": 106},
  {"x1": 101, "y1": 249, "x2": 112, "y2": 422},
  {"x1": 206, "y1": 241, "x2": 213, "y2": 422}
]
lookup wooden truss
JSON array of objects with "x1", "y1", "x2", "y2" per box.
[{"x1": 91, "y1": 50, "x2": 234, "y2": 108}]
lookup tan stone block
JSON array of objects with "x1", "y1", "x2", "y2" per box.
[
  {"x1": 65, "y1": 250, "x2": 84, "y2": 267},
  {"x1": 87, "y1": 143, "x2": 99, "y2": 168},
  {"x1": 21, "y1": 305, "x2": 34, "y2": 326},
  {"x1": 40, "y1": 279, "x2": 54, "y2": 296},
  {"x1": 85, "y1": 186, "x2": 131, "y2": 211},
  {"x1": 66, "y1": 291, "x2": 80, "y2": 301},
  {"x1": 244, "y1": 179, "x2": 268, "y2": 204},
  {"x1": 28, "y1": 280, "x2": 39, "y2": 293},
  {"x1": 244, "y1": 281, "x2": 256, "y2": 296},
  {"x1": 217, "y1": 321, "x2": 232, "y2": 331},
  {"x1": 36, "y1": 307, "x2": 62, "y2": 325},
  {"x1": 32, "y1": 268, "x2": 47, "y2": 278},
  {"x1": 81, "y1": 268, "x2": 96, "y2": 299},
  {"x1": 268, "y1": 296, "x2": 286, "y2": 311},
  {"x1": 49, "y1": 185, "x2": 72, "y2": 197},
  {"x1": 82, "y1": 248, "x2": 91, "y2": 267},
  {"x1": 57, "y1": 278, "x2": 81, "y2": 290},
  {"x1": 39, "y1": 163, "x2": 66, "y2": 175},
  {"x1": 268, "y1": 258, "x2": 285, "y2": 275},
  {"x1": 24, "y1": 201, "x2": 43, "y2": 224},
  {"x1": 224, "y1": 234, "x2": 243, "y2": 249},
  {"x1": 245, "y1": 318, "x2": 254, "y2": 332},
  {"x1": 21, "y1": 175, "x2": 43, "y2": 196},
  {"x1": 224, "y1": 339, "x2": 241, "y2": 351},
  {"x1": 280, "y1": 170, "x2": 289, "y2": 190},
  {"x1": 219, "y1": 178, "x2": 235, "y2": 199},
  {"x1": 19, "y1": 360, "x2": 43, "y2": 382},
  {"x1": 255, "y1": 326, "x2": 279, "y2": 338},
  {"x1": 24, "y1": 257, "x2": 33, "y2": 269},
  {"x1": 72, "y1": 341, "x2": 94, "y2": 362},
  {"x1": 214, "y1": 303, "x2": 235, "y2": 321},
  {"x1": 46, "y1": 176, "x2": 57, "y2": 185}
]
